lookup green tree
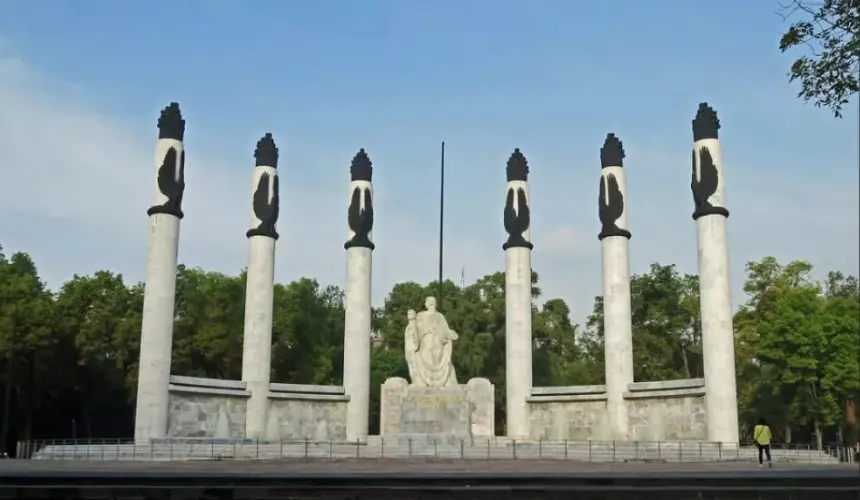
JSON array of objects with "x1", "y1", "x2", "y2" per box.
[
  {"x1": 171, "y1": 266, "x2": 245, "y2": 380},
  {"x1": 54, "y1": 271, "x2": 142, "y2": 437},
  {"x1": 4, "y1": 239, "x2": 858, "y2": 449},
  {"x1": 778, "y1": 0, "x2": 860, "y2": 117},
  {"x1": 584, "y1": 263, "x2": 702, "y2": 382},
  {"x1": 0, "y1": 249, "x2": 60, "y2": 450},
  {"x1": 739, "y1": 257, "x2": 859, "y2": 447},
  {"x1": 734, "y1": 257, "x2": 821, "y2": 442},
  {"x1": 271, "y1": 278, "x2": 345, "y2": 385},
  {"x1": 533, "y1": 298, "x2": 591, "y2": 386},
  {"x1": 820, "y1": 271, "x2": 860, "y2": 444},
  {"x1": 756, "y1": 285, "x2": 835, "y2": 448}
]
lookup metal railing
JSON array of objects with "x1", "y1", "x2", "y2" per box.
[{"x1": 17, "y1": 437, "x2": 856, "y2": 464}]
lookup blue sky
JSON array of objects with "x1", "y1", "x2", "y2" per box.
[{"x1": 0, "y1": 0, "x2": 857, "y2": 325}]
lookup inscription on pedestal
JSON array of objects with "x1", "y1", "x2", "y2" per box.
[{"x1": 404, "y1": 394, "x2": 463, "y2": 407}]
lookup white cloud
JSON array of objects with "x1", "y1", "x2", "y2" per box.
[
  {"x1": 0, "y1": 55, "x2": 857, "y2": 328},
  {"x1": 0, "y1": 55, "x2": 489, "y2": 314}
]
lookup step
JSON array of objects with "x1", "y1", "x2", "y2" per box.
[{"x1": 30, "y1": 441, "x2": 842, "y2": 464}]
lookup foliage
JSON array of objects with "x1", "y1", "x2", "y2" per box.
[
  {"x1": 583, "y1": 264, "x2": 701, "y2": 382},
  {"x1": 0, "y1": 242, "x2": 857, "y2": 451},
  {"x1": 778, "y1": 0, "x2": 860, "y2": 117},
  {"x1": 734, "y1": 257, "x2": 859, "y2": 445}
]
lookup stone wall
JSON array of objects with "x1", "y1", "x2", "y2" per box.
[
  {"x1": 266, "y1": 382, "x2": 349, "y2": 441},
  {"x1": 165, "y1": 375, "x2": 706, "y2": 442},
  {"x1": 167, "y1": 376, "x2": 249, "y2": 439},
  {"x1": 527, "y1": 385, "x2": 610, "y2": 440},
  {"x1": 625, "y1": 378, "x2": 706, "y2": 441},
  {"x1": 527, "y1": 379, "x2": 707, "y2": 441},
  {"x1": 166, "y1": 376, "x2": 349, "y2": 441}
]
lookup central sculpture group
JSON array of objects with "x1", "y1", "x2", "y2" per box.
[
  {"x1": 405, "y1": 297, "x2": 459, "y2": 388},
  {"x1": 133, "y1": 101, "x2": 740, "y2": 446}
]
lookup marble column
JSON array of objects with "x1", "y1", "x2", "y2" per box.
[
  {"x1": 134, "y1": 102, "x2": 186, "y2": 442},
  {"x1": 343, "y1": 149, "x2": 375, "y2": 441},
  {"x1": 502, "y1": 148, "x2": 533, "y2": 440},
  {"x1": 242, "y1": 133, "x2": 281, "y2": 439},
  {"x1": 691, "y1": 102, "x2": 740, "y2": 444},
  {"x1": 597, "y1": 133, "x2": 634, "y2": 441}
]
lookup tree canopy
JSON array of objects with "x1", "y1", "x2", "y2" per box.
[
  {"x1": 778, "y1": 0, "x2": 860, "y2": 117},
  {"x1": 0, "y1": 243, "x2": 857, "y2": 452}
]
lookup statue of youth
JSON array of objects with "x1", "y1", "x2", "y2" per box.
[{"x1": 405, "y1": 297, "x2": 459, "y2": 388}]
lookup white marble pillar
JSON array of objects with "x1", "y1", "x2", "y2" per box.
[
  {"x1": 134, "y1": 102, "x2": 186, "y2": 442},
  {"x1": 343, "y1": 149, "x2": 375, "y2": 441},
  {"x1": 502, "y1": 148, "x2": 533, "y2": 440},
  {"x1": 242, "y1": 133, "x2": 281, "y2": 439},
  {"x1": 691, "y1": 102, "x2": 740, "y2": 444},
  {"x1": 597, "y1": 133, "x2": 634, "y2": 441}
]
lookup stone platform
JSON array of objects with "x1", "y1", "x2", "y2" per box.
[{"x1": 380, "y1": 377, "x2": 494, "y2": 444}]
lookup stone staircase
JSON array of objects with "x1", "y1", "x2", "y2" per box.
[{"x1": 29, "y1": 438, "x2": 843, "y2": 464}]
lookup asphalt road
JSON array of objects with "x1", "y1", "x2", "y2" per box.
[{"x1": 0, "y1": 458, "x2": 856, "y2": 478}]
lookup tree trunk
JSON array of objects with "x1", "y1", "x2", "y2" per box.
[
  {"x1": 785, "y1": 425, "x2": 792, "y2": 444},
  {"x1": 22, "y1": 352, "x2": 35, "y2": 442},
  {"x1": 845, "y1": 399, "x2": 857, "y2": 445},
  {"x1": 0, "y1": 356, "x2": 14, "y2": 455},
  {"x1": 680, "y1": 347, "x2": 690, "y2": 378},
  {"x1": 813, "y1": 420, "x2": 823, "y2": 450}
]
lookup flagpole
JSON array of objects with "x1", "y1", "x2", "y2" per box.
[{"x1": 438, "y1": 141, "x2": 445, "y2": 311}]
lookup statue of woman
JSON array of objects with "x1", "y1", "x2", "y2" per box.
[{"x1": 410, "y1": 297, "x2": 459, "y2": 388}]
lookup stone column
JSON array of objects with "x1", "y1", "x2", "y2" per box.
[
  {"x1": 502, "y1": 148, "x2": 533, "y2": 440},
  {"x1": 134, "y1": 102, "x2": 186, "y2": 442},
  {"x1": 597, "y1": 133, "x2": 634, "y2": 440},
  {"x1": 343, "y1": 149, "x2": 375, "y2": 441},
  {"x1": 691, "y1": 102, "x2": 740, "y2": 444},
  {"x1": 241, "y1": 134, "x2": 281, "y2": 439}
]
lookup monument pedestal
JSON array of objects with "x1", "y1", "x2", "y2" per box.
[{"x1": 381, "y1": 377, "x2": 494, "y2": 444}]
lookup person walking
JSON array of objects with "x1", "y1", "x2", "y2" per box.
[{"x1": 753, "y1": 418, "x2": 772, "y2": 467}]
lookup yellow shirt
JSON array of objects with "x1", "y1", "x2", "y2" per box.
[{"x1": 754, "y1": 425, "x2": 772, "y2": 445}]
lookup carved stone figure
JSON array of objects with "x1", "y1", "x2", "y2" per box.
[
  {"x1": 597, "y1": 133, "x2": 631, "y2": 241},
  {"x1": 598, "y1": 173, "x2": 630, "y2": 240},
  {"x1": 409, "y1": 297, "x2": 458, "y2": 388},
  {"x1": 147, "y1": 147, "x2": 186, "y2": 219},
  {"x1": 345, "y1": 186, "x2": 374, "y2": 249},
  {"x1": 691, "y1": 102, "x2": 729, "y2": 220},
  {"x1": 247, "y1": 172, "x2": 280, "y2": 239},
  {"x1": 344, "y1": 149, "x2": 375, "y2": 250},
  {"x1": 502, "y1": 148, "x2": 533, "y2": 251},
  {"x1": 503, "y1": 186, "x2": 531, "y2": 250},
  {"x1": 246, "y1": 133, "x2": 281, "y2": 239},
  {"x1": 147, "y1": 102, "x2": 186, "y2": 219},
  {"x1": 691, "y1": 146, "x2": 729, "y2": 220},
  {"x1": 404, "y1": 309, "x2": 418, "y2": 383}
]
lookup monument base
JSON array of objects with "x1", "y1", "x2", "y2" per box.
[{"x1": 380, "y1": 377, "x2": 494, "y2": 444}]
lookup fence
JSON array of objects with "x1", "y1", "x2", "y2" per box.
[{"x1": 18, "y1": 437, "x2": 855, "y2": 464}]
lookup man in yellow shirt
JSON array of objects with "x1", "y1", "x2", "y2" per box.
[{"x1": 753, "y1": 418, "x2": 772, "y2": 467}]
